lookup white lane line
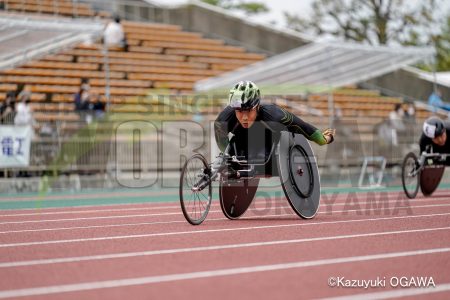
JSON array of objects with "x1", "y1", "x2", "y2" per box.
[
  {"x1": 1, "y1": 226, "x2": 449, "y2": 268},
  {"x1": 0, "y1": 202, "x2": 449, "y2": 235},
  {"x1": 0, "y1": 247, "x2": 448, "y2": 299},
  {"x1": 1, "y1": 200, "x2": 449, "y2": 226},
  {"x1": 0, "y1": 213, "x2": 296, "y2": 234},
  {"x1": 2, "y1": 192, "x2": 448, "y2": 217},
  {"x1": 2, "y1": 190, "x2": 448, "y2": 217},
  {"x1": 0, "y1": 205, "x2": 192, "y2": 217},
  {"x1": 0, "y1": 212, "x2": 449, "y2": 248},
  {"x1": 322, "y1": 283, "x2": 450, "y2": 300}
]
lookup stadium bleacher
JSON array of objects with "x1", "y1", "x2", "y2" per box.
[{"x1": 0, "y1": 0, "x2": 445, "y2": 180}]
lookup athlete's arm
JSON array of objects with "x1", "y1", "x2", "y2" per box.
[
  {"x1": 214, "y1": 106, "x2": 236, "y2": 152},
  {"x1": 419, "y1": 134, "x2": 431, "y2": 153},
  {"x1": 261, "y1": 104, "x2": 331, "y2": 145}
]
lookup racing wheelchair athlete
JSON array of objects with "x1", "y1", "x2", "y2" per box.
[
  {"x1": 180, "y1": 81, "x2": 335, "y2": 225},
  {"x1": 402, "y1": 116, "x2": 450, "y2": 198}
]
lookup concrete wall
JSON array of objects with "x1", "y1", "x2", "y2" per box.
[{"x1": 363, "y1": 69, "x2": 450, "y2": 102}]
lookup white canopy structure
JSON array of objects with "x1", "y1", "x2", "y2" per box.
[
  {"x1": 195, "y1": 41, "x2": 435, "y2": 92},
  {"x1": 0, "y1": 13, "x2": 104, "y2": 70},
  {"x1": 403, "y1": 66, "x2": 450, "y2": 88}
]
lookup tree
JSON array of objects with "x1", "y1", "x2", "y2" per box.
[
  {"x1": 201, "y1": 0, "x2": 269, "y2": 16},
  {"x1": 285, "y1": 0, "x2": 449, "y2": 70},
  {"x1": 285, "y1": 0, "x2": 443, "y2": 45},
  {"x1": 434, "y1": 16, "x2": 450, "y2": 71}
]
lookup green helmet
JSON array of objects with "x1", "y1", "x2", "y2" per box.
[{"x1": 228, "y1": 81, "x2": 261, "y2": 110}]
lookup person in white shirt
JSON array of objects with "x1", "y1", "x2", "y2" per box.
[{"x1": 104, "y1": 16, "x2": 128, "y2": 51}]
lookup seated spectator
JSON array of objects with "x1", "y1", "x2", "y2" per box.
[
  {"x1": 428, "y1": 89, "x2": 450, "y2": 111},
  {"x1": 389, "y1": 103, "x2": 406, "y2": 132},
  {"x1": 92, "y1": 94, "x2": 106, "y2": 119},
  {"x1": 74, "y1": 87, "x2": 90, "y2": 111},
  {"x1": 404, "y1": 102, "x2": 416, "y2": 124},
  {"x1": 0, "y1": 91, "x2": 16, "y2": 124},
  {"x1": 104, "y1": 15, "x2": 128, "y2": 51},
  {"x1": 74, "y1": 78, "x2": 90, "y2": 110},
  {"x1": 80, "y1": 77, "x2": 90, "y2": 91}
]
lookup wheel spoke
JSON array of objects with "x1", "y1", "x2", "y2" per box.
[{"x1": 180, "y1": 155, "x2": 211, "y2": 225}]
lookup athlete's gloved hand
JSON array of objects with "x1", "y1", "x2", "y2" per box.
[{"x1": 323, "y1": 128, "x2": 335, "y2": 144}]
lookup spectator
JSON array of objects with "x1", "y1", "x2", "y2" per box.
[
  {"x1": 14, "y1": 92, "x2": 35, "y2": 127},
  {"x1": 80, "y1": 77, "x2": 90, "y2": 91},
  {"x1": 104, "y1": 15, "x2": 128, "y2": 51},
  {"x1": 92, "y1": 94, "x2": 106, "y2": 119},
  {"x1": 404, "y1": 102, "x2": 416, "y2": 124},
  {"x1": 389, "y1": 103, "x2": 406, "y2": 132},
  {"x1": 74, "y1": 78, "x2": 90, "y2": 111},
  {"x1": 17, "y1": 84, "x2": 32, "y2": 102},
  {"x1": 428, "y1": 89, "x2": 450, "y2": 111},
  {"x1": 0, "y1": 91, "x2": 16, "y2": 124}
]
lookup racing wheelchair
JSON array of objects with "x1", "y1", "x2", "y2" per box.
[
  {"x1": 179, "y1": 131, "x2": 321, "y2": 225},
  {"x1": 401, "y1": 146, "x2": 450, "y2": 199}
]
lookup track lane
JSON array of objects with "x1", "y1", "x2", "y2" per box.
[
  {"x1": 0, "y1": 209, "x2": 448, "y2": 263},
  {"x1": 0, "y1": 203, "x2": 449, "y2": 244},
  {"x1": 0, "y1": 190, "x2": 448, "y2": 299},
  {"x1": 1, "y1": 248, "x2": 449, "y2": 299}
]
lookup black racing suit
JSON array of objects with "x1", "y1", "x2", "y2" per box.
[{"x1": 214, "y1": 103, "x2": 327, "y2": 161}]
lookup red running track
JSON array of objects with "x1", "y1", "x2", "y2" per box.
[{"x1": 0, "y1": 190, "x2": 449, "y2": 299}]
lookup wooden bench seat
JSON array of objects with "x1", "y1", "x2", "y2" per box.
[
  {"x1": 211, "y1": 63, "x2": 249, "y2": 71},
  {"x1": 126, "y1": 34, "x2": 224, "y2": 45},
  {"x1": 114, "y1": 65, "x2": 220, "y2": 77},
  {"x1": 62, "y1": 49, "x2": 186, "y2": 62},
  {"x1": 41, "y1": 54, "x2": 74, "y2": 62},
  {"x1": 1, "y1": 68, "x2": 125, "y2": 79},
  {"x1": 141, "y1": 41, "x2": 245, "y2": 53},
  {"x1": 24, "y1": 85, "x2": 150, "y2": 97},
  {"x1": 153, "y1": 82, "x2": 194, "y2": 90},
  {"x1": 5, "y1": 3, "x2": 94, "y2": 17},
  {"x1": 0, "y1": 83, "x2": 17, "y2": 92},
  {"x1": 78, "y1": 56, "x2": 209, "y2": 70},
  {"x1": 166, "y1": 49, "x2": 265, "y2": 60},
  {"x1": 128, "y1": 73, "x2": 206, "y2": 83},
  {"x1": 0, "y1": 92, "x2": 46, "y2": 102},
  {"x1": 34, "y1": 112, "x2": 80, "y2": 122},
  {"x1": 75, "y1": 44, "x2": 127, "y2": 52},
  {"x1": 122, "y1": 21, "x2": 182, "y2": 31},
  {"x1": 126, "y1": 46, "x2": 165, "y2": 54},
  {"x1": 188, "y1": 56, "x2": 262, "y2": 65},
  {"x1": 307, "y1": 95, "x2": 402, "y2": 105},
  {"x1": 126, "y1": 30, "x2": 202, "y2": 39},
  {"x1": 23, "y1": 61, "x2": 99, "y2": 71},
  {"x1": 0, "y1": 75, "x2": 152, "y2": 89},
  {"x1": 6, "y1": 0, "x2": 91, "y2": 10},
  {"x1": 32, "y1": 102, "x2": 74, "y2": 112}
]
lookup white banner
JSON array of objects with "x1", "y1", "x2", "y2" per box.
[{"x1": 0, "y1": 125, "x2": 32, "y2": 167}]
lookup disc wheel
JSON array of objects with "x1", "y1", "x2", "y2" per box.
[
  {"x1": 402, "y1": 152, "x2": 420, "y2": 199},
  {"x1": 179, "y1": 154, "x2": 212, "y2": 225}
]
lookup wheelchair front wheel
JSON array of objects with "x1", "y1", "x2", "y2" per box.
[
  {"x1": 179, "y1": 154, "x2": 212, "y2": 225},
  {"x1": 401, "y1": 152, "x2": 420, "y2": 199}
]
